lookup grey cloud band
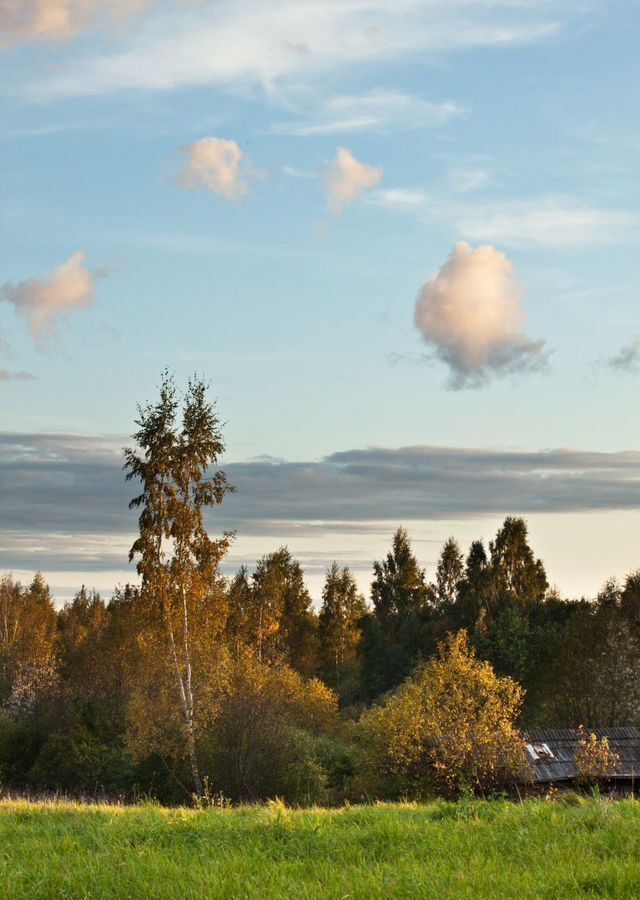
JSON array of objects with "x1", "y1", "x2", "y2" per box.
[{"x1": 1, "y1": 434, "x2": 639, "y2": 541}]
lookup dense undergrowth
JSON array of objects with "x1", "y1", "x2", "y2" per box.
[{"x1": 1, "y1": 797, "x2": 639, "y2": 898}]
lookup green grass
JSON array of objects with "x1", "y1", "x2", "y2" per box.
[{"x1": 1, "y1": 797, "x2": 640, "y2": 898}]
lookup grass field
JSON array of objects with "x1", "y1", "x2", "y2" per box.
[{"x1": 1, "y1": 797, "x2": 640, "y2": 898}]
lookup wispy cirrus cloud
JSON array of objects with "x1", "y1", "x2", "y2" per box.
[
  {"x1": 274, "y1": 90, "x2": 466, "y2": 136},
  {"x1": 323, "y1": 147, "x2": 382, "y2": 214},
  {"x1": 372, "y1": 189, "x2": 638, "y2": 248},
  {"x1": 414, "y1": 242, "x2": 547, "y2": 389},
  {"x1": 448, "y1": 167, "x2": 491, "y2": 194},
  {"x1": 19, "y1": 0, "x2": 563, "y2": 99},
  {"x1": 456, "y1": 196, "x2": 637, "y2": 248},
  {"x1": 1, "y1": 251, "x2": 102, "y2": 345}
]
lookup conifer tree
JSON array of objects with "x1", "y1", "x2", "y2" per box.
[
  {"x1": 226, "y1": 566, "x2": 254, "y2": 657},
  {"x1": 433, "y1": 537, "x2": 464, "y2": 612},
  {"x1": 318, "y1": 562, "x2": 366, "y2": 692},
  {"x1": 371, "y1": 527, "x2": 429, "y2": 625},
  {"x1": 488, "y1": 517, "x2": 547, "y2": 609},
  {"x1": 361, "y1": 528, "x2": 430, "y2": 696},
  {"x1": 454, "y1": 540, "x2": 489, "y2": 627},
  {"x1": 251, "y1": 548, "x2": 317, "y2": 675}
]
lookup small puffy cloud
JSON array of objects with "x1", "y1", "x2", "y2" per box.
[
  {"x1": 176, "y1": 137, "x2": 253, "y2": 201},
  {"x1": 608, "y1": 336, "x2": 640, "y2": 375},
  {"x1": 1, "y1": 251, "x2": 97, "y2": 343},
  {"x1": 323, "y1": 147, "x2": 382, "y2": 214},
  {"x1": 414, "y1": 241, "x2": 546, "y2": 389},
  {"x1": 0, "y1": 369, "x2": 36, "y2": 381},
  {"x1": 0, "y1": 0, "x2": 154, "y2": 47}
]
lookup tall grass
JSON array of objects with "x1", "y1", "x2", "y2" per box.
[{"x1": 1, "y1": 797, "x2": 639, "y2": 898}]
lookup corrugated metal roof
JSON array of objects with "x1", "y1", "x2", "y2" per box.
[{"x1": 524, "y1": 727, "x2": 640, "y2": 783}]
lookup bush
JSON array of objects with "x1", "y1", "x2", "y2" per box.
[
  {"x1": 201, "y1": 652, "x2": 339, "y2": 804},
  {"x1": 27, "y1": 728, "x2": 132, "y2": 794},
  {"x1": 574, "y1": 726, "x2": 621, "y2": 784},
  {"x1": 357, "y1": 631, "x2": 529, "y2": 798}
]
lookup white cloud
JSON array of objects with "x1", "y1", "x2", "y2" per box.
[
  {"x1": 373, "y1": 190, "x2": 637, "y2": 248},
  {"x1": 374, "y1": 188, "x2": 430, "y2": 210},
  {"x1": 176, "y1": 137, "x2": 254, "y2": 200},
  {"x1": 21, "y1": 0, "x2": 562, "y2": 98},
  {"x1": 275, "y1": 89, "x2": 466, "y2": 136},
  {"x1": 414, "y1": 241, "x2": 546, "y2": 389},
  {"x1": 323, "y1": 147, "x2": 382, "y2": 214},
  {"x1": 1, "y1": 251, "x2": 98, "y2": 343},
  {"x1": 457, "y1": 196, "x2": 637, "y2": 247},
  {"x1": 449, "y1": 167, "x2": 491, "y2": 194},
  {"x1": 608, "y1": 336, "x2": 640, "y2": 375}
]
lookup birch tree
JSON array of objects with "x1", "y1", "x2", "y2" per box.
[
  {"x1": 0, "y1": 574, "x2": 57, "y2": 710},
  {"x1": 124, "y1": 372, "x2": 233, "y2": 795}
]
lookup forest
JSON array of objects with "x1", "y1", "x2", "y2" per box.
[{"x1": 1, "y1": 375, "x2": 639, "y2": 806}]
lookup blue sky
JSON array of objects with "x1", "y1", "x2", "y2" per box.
[{"x1": 1, "y1": 0, "x2": 638, "y2": 601}]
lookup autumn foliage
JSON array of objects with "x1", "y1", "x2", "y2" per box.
[
  {"x1": 574, "y1": 727, "x2": 621, "y2": 783},
  {"x1": 1, "y1": 375, "x2": 639, "y2": 805},
  {"x1": 359, "y1": 631, "x2": 528, "y2": 797}
]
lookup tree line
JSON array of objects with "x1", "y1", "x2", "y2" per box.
[{"x1": 1, "y1": 374, "x2": 639, "y2": 804}]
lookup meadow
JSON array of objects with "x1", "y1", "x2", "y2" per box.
[{"x1": 1, "y1": 797, "x2": 640, "y2": 899}]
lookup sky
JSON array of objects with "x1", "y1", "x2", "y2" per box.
[{"x1": 1, "y1": 0, "x2": 639, "y2": 604}]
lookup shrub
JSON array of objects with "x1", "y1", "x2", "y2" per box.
[
  {"x1": 574, "y1": 726, "x2": 621, "y2": 784},
  {"x1": 201, "y1": 652, "x2": 339, "y2": 804},
  {"x1": 357, "y1": 630, "x2": 528, "y2": 798}
]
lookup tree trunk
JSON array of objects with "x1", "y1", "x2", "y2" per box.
[
  {"x1": 168, "y1": 624, "x2": 203, "y2": 797},
  {"x1": 180, "y1": 584, "x2": 203, "y2": 797}
]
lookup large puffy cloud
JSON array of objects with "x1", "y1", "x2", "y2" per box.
[
  {"x1": 176, "y1": 137, "x2": 254, "y2": 201},
  {"x1": 1, "y1": 251, "x2": 98, "y2": 343},
  {"x1": 323, "y1": 147, "x2": 382, "y2": 214},
  {"x1": 414, "y1": 242, "x2": 546, "y2": 389},
  {"x1": 0, "y1": 0, "x2": 154, "y2": 47}
]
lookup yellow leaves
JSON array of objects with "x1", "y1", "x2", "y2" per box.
[
  {"x1": 359, "y1": 630, "x2": 528, "y2": 797},
  {"x1": 574, "y1": 726, "x2": 620, "y2": 782}
]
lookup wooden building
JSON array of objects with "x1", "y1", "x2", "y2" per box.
[{"x1": 525, "y1": 727, "x2": 640, "y2": 786}]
